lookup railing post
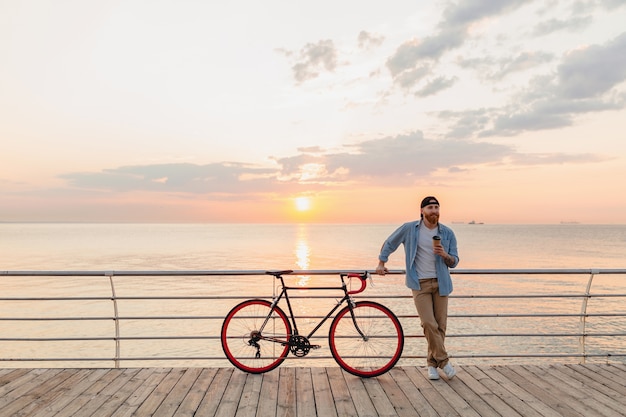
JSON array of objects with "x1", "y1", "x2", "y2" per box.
[
  {"x1": 107, "y1": 272, "x2": 121, "y2": 369},
  {"x1": 578, "y1": 269, "x2": 598, "y2": 364}
]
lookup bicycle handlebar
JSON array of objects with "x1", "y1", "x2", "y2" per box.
[
  {"x1": 266, "y1": 270, "x2": 369, "y2": 295},
  {"x1": 345, "y1": 272, "x2": 368, "y2": 295}
]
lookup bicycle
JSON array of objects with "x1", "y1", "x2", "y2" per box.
[{"x1": 221, "y1": 270, "x2": 404, "y2": 378}]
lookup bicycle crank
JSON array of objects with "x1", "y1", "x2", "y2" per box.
[{"x1": 289, "y1": 335, "x2": 320, "y2": 357}]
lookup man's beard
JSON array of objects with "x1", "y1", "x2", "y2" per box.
[{"x1": 425, "y1": 213, "x2": 439, "y2": 224}]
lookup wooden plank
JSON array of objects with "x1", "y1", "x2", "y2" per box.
[
  {"x1": 361, "y1": 372, "x2": 405, "y2": 417},
  {"x1": 236, "y1": 372, "x2": 263, "y2": 417},
  {"x1": 18, "y1": 369, "x2": 92, "y2": 417},
  {"x1": 554, "y1": 364, "x2": 626, "y2": 409},
  {"x1": 342, "y1": 371, "x2": 378, "y2": 417},
  {"x1": 0, "y1": 369, "x2": 63, "y2": 411},
  {"x1": 385, "y1": 367, "x2": 432, "y2": 417},
  {"x1": 0, "y1": 368, "x2": 33, "y2": 391},
  {"x1": 401, "y1": 366, "x2": 460, "y2": 416},
  {"x1": 53, "y1": 369, "x2": 131, "y2": 417},
  {"x1": 2, "y1": 369, "x2": 88, "y2": 417},
  {"x1": 542, "y1": 365, "x2": 625, "y2": 417},
  {"x1": 257, "y1": 368, "x2": 279, "y2": 417},
  {"x1": 214, "y1": 369, "x2": 248, "y2": 417},
  {"x1": 92, "y1": 368, "x2": 159, "y2": 417},
  {"x1": 326, "y1": 366, "x2": 358, "y2": 417},
  {"x1": 442, "y1": 366, "x2": 510, "y2": 417},
  {"x1": 195, "y1": 367, "x2": 234, "y2": 416},
  {"x1": 32, "y1": 369, "x2": 111, "y2": 417},
  {"x1": 295, "y1": 367, "x2": 317, "y2": 417},
  {"x1": 152, "y1": 368, "x2": 203, "y2": 417},
  {"x1": 582, "y1": 364, "x2": 626, "y2": 396},
  {"x1": 518, "y1": 365, "x2": 599, "y2": 416},
  {"x1": 501, "y1": 365, "x2": 585, "y2": 417},
  {"x1": 310, "y1": 367, "x2": 338, "y2": 417},
  {"x1": 276, "y1": 367, "x2": 296, "y2": 417},
  {"x1": 521, "y1": 365, "x2": 609, "y2": 417},
  {"x1": 173, "y1": 368, "x2": 219, "y2": 416},
  {"x1": 133, "y1": 368, "x2": 186, "y2": 416},
  {"x1": 361, "y1": 374, "x2": 398, "y2": 417},
  {"x1": 611, "y1": 362, "x2": 626, "y2": 372},
  {"x1": 0, "y1": 369, "x2": 67, "y2": 415},
  {"x1": 57, "y1": 368, "x2": 141, "y2": 417},
  {"x1": 563, "y1": 364, "x2": 626, "y2": 408},
  {"x1": 448, "y1": 366, "x2": 514, "y2": 417},
  {"x1": 109, "y1": 368, "x2": 172, "y2": 417},
  {"x1": 482, "y1": 366, "x2": 565, "y2": 417},
  {"x1": 476, "y1": 366, "x2": 549, "y2": 417},
  {"x1": 425, "y1": 367, "x2": 483, "y2": 417},
  {"x1": 0, "y1": 368, "x2": 48, "y2": 398},
  {"x1": 0, "y1": 368, "x2": 16, "y2": 380}
]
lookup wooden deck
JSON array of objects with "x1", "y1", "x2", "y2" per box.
[{"x1": 0, "y1": 364, "x2": 625, "y2": 416}]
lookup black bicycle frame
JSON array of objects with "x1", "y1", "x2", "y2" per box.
[{"x1": 259, "y1": 274, "x2": 364, "y2": 342}]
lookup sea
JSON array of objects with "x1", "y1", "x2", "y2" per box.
[{"x1": 1, "y1": 222, "x2": 625, "y2": 368}]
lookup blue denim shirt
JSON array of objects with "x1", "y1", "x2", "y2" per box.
[{"x1": 378, "y1": 220, "x2": 459, "y2": 296}]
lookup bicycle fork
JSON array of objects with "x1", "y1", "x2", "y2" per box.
[{"x1": 347, "y1": 300, "x2": 369, "y2": 341}]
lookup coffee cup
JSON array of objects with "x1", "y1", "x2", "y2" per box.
[{"x1": 432, "y1": 236, "x2": 441, "y2": 248}]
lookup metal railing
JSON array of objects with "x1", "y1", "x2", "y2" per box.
[{"x1": 1, "y1": 269, "x2": 625, "y2": 368}]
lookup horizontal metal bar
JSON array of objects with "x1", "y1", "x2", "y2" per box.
[
  {"x1": 2, "y1": 268, "x2": 626, "y2": 277},
  {"x1": 3, "y1": 332, "x2": 625, "y2": 343},
  {"x1": 2, "y1": 312, "x2": 625, "y2": 322},
  {"x1": 2, "y1": 353, "x2": 625, "y2": 364},
  {"x1": 2, "y1": 293, "x2": 624, "y2": 302}
]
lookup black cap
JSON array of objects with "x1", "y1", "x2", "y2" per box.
[{"x1": 420, "y1": 196, "x2": 440, "y2": 208}]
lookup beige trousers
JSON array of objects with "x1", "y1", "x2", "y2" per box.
[{"x1": 412, "y1": 278, "x2": 449, "y2": 368}]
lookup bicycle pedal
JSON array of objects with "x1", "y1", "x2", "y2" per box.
[{"x1": 311, "y1": 345, "x2": 321, "y2": 349}]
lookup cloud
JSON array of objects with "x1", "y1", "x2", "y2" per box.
[
  {"x1": 509, "y1": 152, "x2": 608, "y2": 165},
  {"x1": 357, "y1": 31, "x2": 384, "y2": 50},
  {"x1": 288, "y1": 39, "x2": 338, "y2": 83},
  {"x1": 556, "y1": 32, "x2": 626, "y2": 99},
  {"x1": 297, "y1": 146, "x2": 326, "y2": 154},
  {"x1": 442, "y1": 32, "x2": 626, "y2": 138},
  {"x1": 601, "y1": 0, "x2": 626, "y2": 10},
  {"x1": 60, "y1": 162, "x2": 279, "y2": 194},
  {"x1": 272, "y1": 131, "x2": 514, "y2": 185},
  {"x1": 58, "y1": 128, "x2": 607, "y2": 197},
  {"x1": 275, "y1": 131, "x2": 605, "y2": 185},
  {"x1": 489, "y1": 51, "x2": 555, "y2": 80},
  {"x1": 441, "y1": 0, "x2": 531, "y2": 26},
  {"x1": 415, "y1": 76, "x2": 457, "y2": 97},
  {"x1": 531, "y1": 16, "x2": 593, "y2": 36},
  {"x1": 386, "y1": 29, "x2": 464, "y2": 77},
  {"x1": 386, "y1": 0, "x2": 531, "y2": 87}
]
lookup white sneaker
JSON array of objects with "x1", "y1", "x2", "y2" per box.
[
  {"x1": 427, "y1": 366, "x2": 440, "y2": 380},
  {"x1": 443, "y1": 363, "x2": 456, "y2": 379}
]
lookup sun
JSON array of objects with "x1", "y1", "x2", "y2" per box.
[{"x1": 295, "y1": 196, "x2": 311, "y2": 212}]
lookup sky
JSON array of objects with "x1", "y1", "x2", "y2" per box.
[{"x1": 2, "y1": 0, "x2": 626, "y2": 224}]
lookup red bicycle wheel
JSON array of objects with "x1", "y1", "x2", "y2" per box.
[
  {"x1": 329, "y1": 301, "x2": 403, "y2": 377},
  {"x1": 221, "y1": 299, "x2": 291, "y2": 373}
]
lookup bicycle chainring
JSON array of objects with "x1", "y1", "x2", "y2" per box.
[{"x1": 289, "y1": 335, "x2": 311, "y2": 357}]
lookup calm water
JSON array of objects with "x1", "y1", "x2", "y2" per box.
[
  {"x1": 1, "y1": 223, "x2": 625, "y2": 367},
  {"x1": 3, "y1": 222, "x2": 626, "y2": 270}
]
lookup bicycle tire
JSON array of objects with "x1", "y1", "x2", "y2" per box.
[
  {"x1": 329, "y1": 301, "x2": 403, "y2": 377},
  {"x1": 221, "y1": 299, "x2": 291, "y2": 374}
]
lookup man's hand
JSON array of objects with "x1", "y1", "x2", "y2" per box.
[
  {"x1": 375, "y1": 261, "x2": 388, "y2": 275},
  {"x1": 434, "y1": 245, "x2": 455, "y2": 266}
]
